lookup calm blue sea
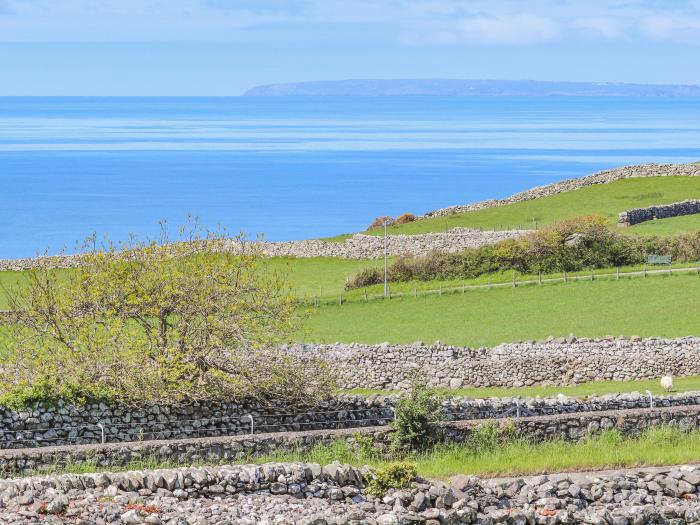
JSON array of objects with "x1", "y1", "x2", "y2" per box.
[{"x1": 2, "y1": 96, "x2": 700, "y2": 258}]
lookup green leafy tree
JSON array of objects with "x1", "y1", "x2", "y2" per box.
[{"x1": 0, "y1": 226, "x2": 334, "y2": 406}]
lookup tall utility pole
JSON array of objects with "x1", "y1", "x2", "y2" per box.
[{"x1": 384, "y1": 220, "x2": 389, "y2": 297}]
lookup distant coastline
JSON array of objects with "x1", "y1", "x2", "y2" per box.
[{"x1": 244, "y1": 79, "x2": 700, "y2": 97}]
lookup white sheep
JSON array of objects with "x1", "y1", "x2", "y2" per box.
[{"x1": 660, "y1": 375, "x2": 674, "y2": 392}]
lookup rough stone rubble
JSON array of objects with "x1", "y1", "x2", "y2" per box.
[{"x1": 2, "y1": 462, "x2": 700, "y2": 524}]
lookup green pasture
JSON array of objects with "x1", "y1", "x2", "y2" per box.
[{"x1": 361, "y1": 176, "x2": 700, "y2": 236}]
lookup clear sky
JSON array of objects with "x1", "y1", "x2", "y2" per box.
[{"x1": 1, "y1": 0, "x2": 700, "y2": 95}]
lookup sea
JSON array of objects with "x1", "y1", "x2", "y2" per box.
[{"x1": 2, "y1": 96, "x2": 700, "y2": 259}]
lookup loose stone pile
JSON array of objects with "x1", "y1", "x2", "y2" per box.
[
  {"x1": 425, "y1": 161, "x2": 700, "y2": 217},
  {"x1": 2, "y1": 462, "x2": 700, "y2": 524},
  {"x1": 618, "y1": 199, "x2": 700, "y2": 226},
  {"x1": 320, "y1": 336, "x2": 700, "y2": 390}
]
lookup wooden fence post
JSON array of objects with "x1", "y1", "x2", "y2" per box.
[
  {"x1": 538, "y1": 272, "x2": 542, "y2": 285},
  {"x1": 616, "y1": 267, "x2": 620, "y2": 280},
  {"x1": 512, "y1": 271, "x2": 516, "y2": 288}
]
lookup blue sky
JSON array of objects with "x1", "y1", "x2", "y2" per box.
[{"x1": 1, "y1": 0, "x2": 700, "y2": 95}]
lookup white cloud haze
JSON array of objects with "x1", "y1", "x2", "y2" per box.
[{"x1": 0, "y1": 0, "x2": 700, "y2": 45}]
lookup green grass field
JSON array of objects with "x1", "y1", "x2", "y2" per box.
[
  {"x1": 361, "y1": 177, "x2": 700, "y2": 236},
  {"x1": 258, "y1": 427, "x2": 700, "y2": 479},
  {"x1": 346, "y1": 375, "x2": 700, "y2": 398},
  {"x1": 302, "y1": 272, "x2": 700, "y2": 346}
]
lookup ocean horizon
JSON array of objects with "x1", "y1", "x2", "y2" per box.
[{"x1": 2, "y1": 96, "x2": 700, "y2": 259}]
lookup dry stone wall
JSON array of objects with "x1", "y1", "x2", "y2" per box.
[
  {"x1": 426, "y1": 161, "x2": 700, "y2": 217},
  {"x1": 619, "y1": 199, "x2": 700, "y2": 226},
  {"x1": 2, "y1": 405, "x2": 700, "y2": 476},
  {"x1": 0, "y1": 397, "x2": 394, "y2": 449},
  {"x1": 3, "y1": 389, "x2": 700, "y2": 449},
  {"x1": 0, "y1": 228, "x2": 524, "y2": 270},
  {"x1": 320, "y1": 336, "x2": 700, "y2": 390}
]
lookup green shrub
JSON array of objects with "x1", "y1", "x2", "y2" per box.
[
  {"x1": 365, "y1": 462, "x2": 417, "y2": 497},
  {"x1": 466, "y1": 420, "x2": 519, "y2": 453},
  {"x1": 346, "y1": 214, "x2": 700, "y2": 288},
  {"x1": 346, "y1": 267, "x2": 384, "y2": 289},
  {"x1": 391, "y1": 379, "x2": 446, "y2": 452},
  {"x1": 353, "y1": 433, "x2": 382, "y2": 461}
]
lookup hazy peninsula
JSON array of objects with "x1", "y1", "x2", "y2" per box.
[{"x1": 244, "y1": 79, "x2": 700, "y2": 97}]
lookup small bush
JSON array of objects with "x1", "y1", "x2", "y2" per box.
[
  {"x1": 466, "y1": 420, "x2": 518, "y2": 453},
  {"x1": 365, "y1": 462, "x2": 417, "y2": 497},
  {"x1": 391, "y1": 378, "x2": 446, "y2": 452},
  {"x1": 353, "y1": 433, "x2": 381, "y2": 461},
  {"x1": 395, "y1": 213, "x2": 417, "y2": 225},
  {"x1": 345, "y1": 267, "x2": 383, "y2": 289},
  {"x1": 368, "y1": 216, "x2": 394, "y2": 230}
]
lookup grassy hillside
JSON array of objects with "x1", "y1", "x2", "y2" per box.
[
  {"x1": 365, "y1": 176, "x2": 700, "y2": 236},
  {"x1": 301, "y1": 273, "x2": 700, "y2": 346}
]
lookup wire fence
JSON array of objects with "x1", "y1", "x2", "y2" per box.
[{"x1": 301, "y1": 261, "x2": 700, "y2": 307}]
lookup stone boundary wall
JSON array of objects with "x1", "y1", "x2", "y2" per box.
[
  {"x1": 0, "y1": 228, "x2": 525, "y2": 270},
  {"x1": 1, "y1": 405, "x2": 700, "y2": 476},
  {"x1": 425, "y1": 161, "x2": 700, "y2": 217},
  {"x1": 3, "y1": 389, "x2": 700, "y2": 449},
  {"x1": 0, "y1": 397, "x2": 395, "y2": 449},
  {"x1": 319, "y1": 336, "x2": 700, "y2": 390},
  {"x1": 618, "y1": 199, "x2": 700, "y2": 226}
]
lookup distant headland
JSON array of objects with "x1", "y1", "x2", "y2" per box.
[{"x1": 243, "y1": 79, "x2": 700, "y2": 97}]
